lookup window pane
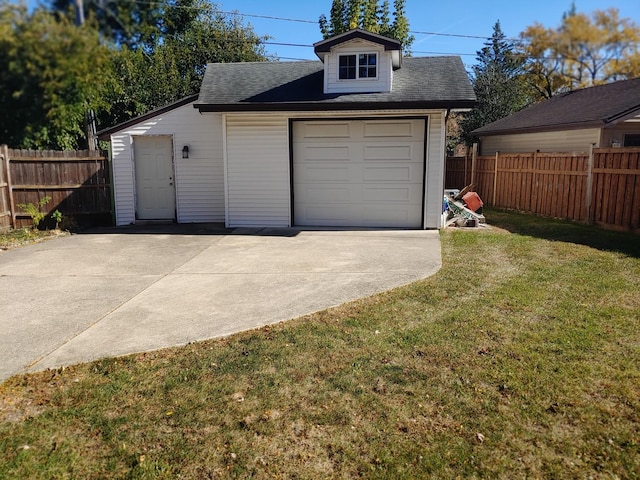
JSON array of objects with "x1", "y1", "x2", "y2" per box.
[
  {"x1": 339, "y1": 55, "x2": 356, "y2": 79},
  {"x1": 624, "y1": 134, "x2": 640, "y2": 147},
  {"x1": 358, "y1": 54, "x2": 377, "y2": 78}
]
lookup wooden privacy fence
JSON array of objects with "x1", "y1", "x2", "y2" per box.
[
  {"x1": 0, "y1": 145, "x2": 112, "y2": 230},
  {"x1": 445, "y1": 147, "x2": 640, "y2": 232}
]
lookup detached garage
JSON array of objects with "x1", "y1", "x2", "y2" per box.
[{"x1": 99, "y1": 29, "x2": 475, "y2": 229}]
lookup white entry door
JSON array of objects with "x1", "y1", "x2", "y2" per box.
[
  {"x1": 134, "y1": 136, "x2": 176, "y2": 220},
  {"x1": 293, "y1": 119, "x2": 425, "y2": 228}
]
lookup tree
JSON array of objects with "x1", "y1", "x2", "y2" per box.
[
  {"x1": 50, "y1": 0, "x2": 170, "y2": 50},
  {"x1": 319, "y1": 0, "x2": 415, "y2": 54},
  {"x1": 0, "y1": 3, "x2": 114, "y2": 149},
  {"x1": 100, "y1": 3, "x2": 269, "y2": 129},
  {"x1": 521, "y1": 5, "x2": 640, "y2": 98},
  {"x1": 460, "y1": 21, "x2": 531, "y2": 144},
  {"x1": 0, "y1": 0, "x2": 268, "y2": 149}
]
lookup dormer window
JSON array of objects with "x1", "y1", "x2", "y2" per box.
[
  {"x1": 339, "y1": 53, "x2": 377, "y2": 80},
  {"x1": 314, "y1": 30, "x2": 401, "y2": 93}
]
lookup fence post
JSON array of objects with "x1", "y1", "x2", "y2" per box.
[
  {"x1": 1, "y1": 145, "x2": 16, "y2": 229},
  {"x1": 492, "y1": 151, "x2": 499, "y2": 205},
  {"x1": 585, "y1": 144, "x2": 595, "y2": 224},
  {"x1": 471, "y1": 142, "x2": 478, "y2": 186},
  {"x1": 464, "y1": 151, "x2": 468, "y2": 186}
]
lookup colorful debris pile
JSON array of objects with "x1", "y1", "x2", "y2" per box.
[{"x1": 442, "y1": 185, "x2": 486, "y2": 228}]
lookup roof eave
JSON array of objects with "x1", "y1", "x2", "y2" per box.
[
  {"x1": 313, "y1": 28, "x2": 402, "y2": 54},
  {"x1": 603, "y1": 104, "x2": 640, "y2": 125},
  {"x1": 472, "y1": 120, "x2": 606, "y2": 137},
  {"x1": 97, "y1": 94, "x2": 199, "y2": 141},
  {"x1": 194, "y1": 100, "x2": 477, "y2": 113}
]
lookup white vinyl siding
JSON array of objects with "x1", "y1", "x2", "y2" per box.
[
  {"x1": 480, "y1": 128, "x2": 601, "y2": 155},
  {"x1": 424, "y1": 111, "x2": 444, "y2": 229},
  {"x1": 324, "y1": 39, "x2": 392, "y2": 94},
  {"x1": 223, "y1": 110, "x2": 446, "y2": 230},
  {"x1": 600, "y1": 119, "x2": 640, "y2": 147},
  {"x1": 224, "y1": 115, "x2": 291, "y2": 228},
  {"x1": 109, "y1": 104, "x2": 224, "y2": 226}
]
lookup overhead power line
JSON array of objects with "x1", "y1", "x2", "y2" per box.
[{"x1": 130, "y1": 1, "x2": 496, "y2": 42}]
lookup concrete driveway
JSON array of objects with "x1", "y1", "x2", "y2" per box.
[{"x1": 0, "y1": 225, "x2": 441, "y2": 382}]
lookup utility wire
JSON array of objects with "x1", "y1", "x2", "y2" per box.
[{"x1": 129, "y1": 1, "x2": 497, "y2": 42}]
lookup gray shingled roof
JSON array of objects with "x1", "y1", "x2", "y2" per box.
[
  {"x1": 194, "y1": 57, "x2": 476, "y2": 112},
  {"x1": 472, "y1": 77, "x2": 640, "y2": 136}
]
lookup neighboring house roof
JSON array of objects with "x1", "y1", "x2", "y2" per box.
[
  {"x1": 472, "y1": 77, "x2": 640, "y2": 136},
  {"x1": 194, "y1": 56, "x2": 476, "y2": 112},
  {"x1": 97, "y1": 94, "x2": 198, "y2": 141}
]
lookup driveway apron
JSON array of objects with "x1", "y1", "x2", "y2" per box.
[{"x1": 0, "y1": 227, "x2": 441, "y2": 381}]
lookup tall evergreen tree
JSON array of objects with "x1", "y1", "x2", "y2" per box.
[
  {"x1": 460, "y1": 21, "x2": 531, "y2": 144},
  {"x1": 319, "y1": 0, "x2": 414, "y2": 54}
]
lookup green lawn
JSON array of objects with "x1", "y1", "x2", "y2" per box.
[{"x1": 1, "y1": 210, "x2": 639, "y2": 479}]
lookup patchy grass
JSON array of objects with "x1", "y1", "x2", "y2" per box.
[
  {"x1": 0, "y1": 228, "x2": 68, "y2": 250},
  {"x1": 1, "y1": 209, "x2": 639, "y2": 479}
]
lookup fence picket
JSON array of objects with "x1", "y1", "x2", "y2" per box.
[
  {"x1": 2, "y1": 146, "x2": 112, "y2": 229},
  {"x1": 445, "y1": 147, "x2": 640, "y2": 232}
]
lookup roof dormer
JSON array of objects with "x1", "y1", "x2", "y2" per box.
[{"x1": 313, "y1": 29, "x2": 402, "y2": 95}]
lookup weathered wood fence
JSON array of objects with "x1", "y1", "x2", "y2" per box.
[
  {"x1": 445, "y1": 147, "x2": 640, "y2": 232},
  {"x1": 0, "y1": 145, "x2": 112, "y2": 230}
]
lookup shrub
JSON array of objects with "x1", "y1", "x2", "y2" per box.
[{"x1": 17, "y1": 196, "x2": 51, "y2": 229}]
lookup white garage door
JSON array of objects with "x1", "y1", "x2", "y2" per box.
[{"x1": 292, "y1": 119, "x2": 425, "y2": 228}]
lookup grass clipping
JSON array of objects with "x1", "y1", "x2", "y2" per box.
[{"x1": 1, "y1": 211, "x2": 639, "y2": 479}]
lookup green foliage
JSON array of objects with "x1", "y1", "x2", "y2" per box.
[
  {"x1": 460, "y1": 21, "x2": 532, "y2": 144},
  {"x1": 51, "y1": 209, "x2": 63, "y2": 229},
  {"x1": 99, "y1": 2, "x2": 269, "y2": 127},
  {"x1": 0, "y1": 3, "x2": 114, "y2": 149},
  {"x1": 520, "y1": 6, "x2": 640, "y2": 98},
  {"x1": 319, "y1": 0, "x2": 414, "y2": 54},
  {"x1": 16, "y1": 196, "x2": 51, "y2": 229},
  {"x1": 1, "y1": 0, "x2": 268, "y2": 149}
]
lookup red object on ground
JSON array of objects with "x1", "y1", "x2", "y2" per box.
[{"x1": 462, "y1": 191, "x2": 483, "y2": 212}]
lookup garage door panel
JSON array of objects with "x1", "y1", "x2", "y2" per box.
[
  {"x1": 363, "y1": 145, "x2": 412, "y2": 161},
  {"x1": 363, "y1": 205, "x2": 421, "y2": 228},
  {"x1": 304, "y1": 186, "x2": 351, "y2": 202},
  {"x1": 296, "y1": 145, "x2": 351, "y2": 161},
  {"x1": 363, "y1": 142, "x2": 423, "y2": 162},
  {"x1": 295, "y1": 204, "x2": 421, "y2": 228},
  {"x1": 297, "y1": 165, "x2": 355, "y2": 182},
  {"x1": 295, "y1": 121, "x2": 353, "y2": 139},
  {"x1": 293, "y1": 119, "x2": 425, "y2": 228},
  {"x1": 296, "y1": 183, "x2": 422, "y2": 204},
  {"x1": 363, "y1": 166, "x2": 411, "y2": 182},
  {"x1": 298, "y1": 204, "x2": 361, "y2": 223},
  {"x1": 362, "y1": 185, "x2": 421, "y2": 203},
  {"x1": 363, "y1": 120, "x2": 424, "y2": 142},
  {"x1": 363, "y1": 120, "x2": 415, "y2": 139}
]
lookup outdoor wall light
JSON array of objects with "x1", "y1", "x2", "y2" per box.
[{"x1": 182, "y1": 145, "x2": 189, "y2": 158}]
